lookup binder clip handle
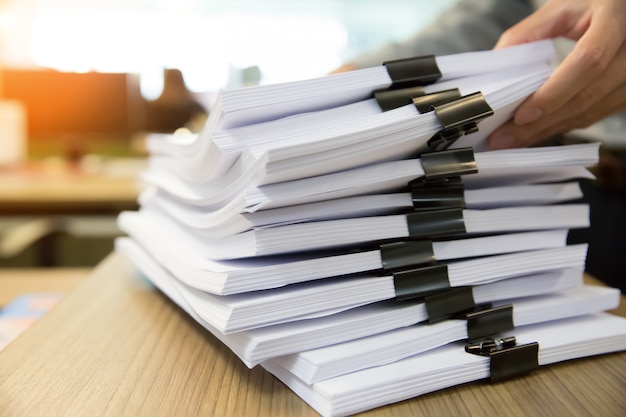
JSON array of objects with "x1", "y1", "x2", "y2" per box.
[
  {"x1": 427, "y1": 92, "x2": 494, "y2": 151},
  {"x1": 465, "y1": 336, "x2": 539, "y2": 383},
  {"x1": 465, "y1": 336, "x2": 517, "y2": 356},
  {"x1": 428, "y1": 129, "x2": 471, "y2": 152}
]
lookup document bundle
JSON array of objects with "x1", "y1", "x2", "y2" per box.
[{"x1": 116, "y1": 39, "x2": 626, "y2": 416}]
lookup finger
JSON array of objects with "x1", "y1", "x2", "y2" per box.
[
  {"x1": 513, "y1": 43, "x2": 626, "y2": 133},
  {"x1": 526, "y1": 97, "x2": 626, "y2": 146},
  {"x1": 495, "y1": 2, "x2": 581, "y2": 48},
  {"x1": 488, "y1": 117, "x2": 558, "y2": 150},
  {"x1": 514, "y1": 8, "x2": 625, "y2": 125},
  {"x1": 488, "y1": 82, "x2": 626, "y2": 149},
  {"x1": 553, "y1": 85, "x2": 626, "y2": 131}
]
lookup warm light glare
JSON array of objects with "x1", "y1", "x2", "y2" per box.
[
  {"x1": 31, "y1": 12, "x2": 161, "y2": 73},
  {"x1": 213, "y1": 13, "x2": 347, "y2": 84},
  {"x1": 28, "y1": 11, "x2": 346, "y2": 92}
]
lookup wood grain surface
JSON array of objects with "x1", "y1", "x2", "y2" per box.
[
  {"x1": 0, "y1": 268, "x2": 88, "y2": 306},
  {"x1": 1, "y1": 253, "x2": 625, "y2": 417}
]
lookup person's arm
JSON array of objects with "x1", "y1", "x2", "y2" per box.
[
  {"x1": 489, "y1": 0, "x2": 626, "y2": 149},
  {"x1": 345, "y1": 0, "x2": 535, "y2": 70}
]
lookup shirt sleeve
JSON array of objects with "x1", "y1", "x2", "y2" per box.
[{"x1": 348, "y1": 0, "x2": 535, "y2": 69}]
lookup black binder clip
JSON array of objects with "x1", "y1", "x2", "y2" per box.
[
  {"x1": 407, "y1": 148, "x2": 475, "y2": 210},
  {"x1": 426, "y1": 92, "x2": 494, "y2": 151},
  {"x1": 379, "y1": 240, "x2": 436, "y2": 271},
  {"x1": 408, "y1": 147, "x2": 477, "y2": 191},
  {"x1": 421, "y1": 147, "x2": 478, "y2": 179},
  {"x1": 465, "y1": 336, "x2": 518, "y2": 355},
  {"x1": 392, "y1": 263, "x2": 450, "y2": 301},
  {"x1": 464, "y1": 304, "x2": 515, "y2": 341},
  {"x1": 409, "y1": 175, "x2": 464, "y2": 192},
  {"x1": 383, "y1": 55, "x2": 442, "y2": 89},
  {"x1": 465, "y1": 337, "x2": 539, "y2": 383},
  {"x1": 423, "y1": 286, "x2": 476, "y2": 323},
  {"x1": 412, "y1": 88, "x2": 461, "y2": 113},
  {"x1": 410, "y1": 183, "x2": 466, "y2": 211},
  {"x1": 406, "y1": 208, "x2": 467, "y2": 239},
  {"x1": 374, "y1": 86, "x2": 426, "y2": 111},
  {"x1": 374, "y1": 87, "x2": 461, "y2": 113}
]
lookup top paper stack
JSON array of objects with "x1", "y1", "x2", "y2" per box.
[{"x1": 116, "y1": 39, "x2": 626, "y2": 417}]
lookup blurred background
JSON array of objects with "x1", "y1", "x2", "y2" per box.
[{"x1": 0, "y1": 0, "x2": 454, "y2": 268}]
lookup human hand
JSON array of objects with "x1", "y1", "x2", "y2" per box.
[{"x1": 488, "y1": 0, "x2": 626, "y2": 150}]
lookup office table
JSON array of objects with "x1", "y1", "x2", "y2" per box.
[
  {"x1": 1, "y1": 253, "x2": 625, "y2": 417},
  {"x1": 0, "y1": 162, "x2": 141, "y2": 215},
  {"x1": 0, "y1": 267, "x2": 88, "y2": 306}
]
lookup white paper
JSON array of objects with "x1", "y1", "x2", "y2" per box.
[
  {"x1": 141, "y1": 69, "x2": 552, "y2": 204},
  {"x1": 116, "y1": 236, "x2": 587, "y2": 332},
  {"x1": 116, "y1": 237, "x2": 586, "y2": 366},
  {"x1": 119, "y1": 207, "x2": 571, "y2": 295},
  {"x1": 263, "y1": 313, "x2": 626, "y2": 417},
  {"x1": 122, "y1": 204, "x2": 589, "y2": 259},
  {"x1": 139, "y1": 181, "x2": 582, "y2": 236},
  {"x1": 267, "y1": 285, "x2": 619, "y2": 384}
]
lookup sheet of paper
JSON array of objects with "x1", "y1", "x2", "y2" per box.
[
  {"x1": 123, "y1": 204, "x2": 589, "y2": 259},
  {"x1": 139, "y1": 181, "x2": 582, "y2": 236},
  {"x1": 263, "y1": 313, "x2": 626, "y2": 417},
  {"x1": 267, "y1": 285, "x2": 619, "y2": 384},
  {"x1": 119, "y1": 208, "x2": 571, "y2": 295},
  {"x1": 116, "y1": 237, "x2": 587, "y2": 366}
]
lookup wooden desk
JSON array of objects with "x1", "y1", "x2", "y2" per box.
[
  {"x1": 0, "y1": 268, "x2": 88, "y2": 306},
  {"x1": 0, "y1": 162, "x2": 142, "y2": 215},
  {"x1": 1, "y1": 253, "x2": 625, "y2": 417}
]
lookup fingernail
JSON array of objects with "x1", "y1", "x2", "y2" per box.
[
  {"x1": 515, "y1": 106, "x2": 542, "y2": 125},
  {"x1": 489, "y1": 133, "x2": 518, "y2": 150}
]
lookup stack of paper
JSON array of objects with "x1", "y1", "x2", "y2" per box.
[
  {"x1": 116, "y1": 39, "x2": 626, "y2": 416},
  {"x1": 265, "y1": 285, "x2": 619, "y2": 384},
  {"x1": 147, "y1": 39, "x2": 557, "y2": 183},
  {"x1": 263, "y1": 313, "x2": 626, "y2": 417},
  {"x1": 115, "y1": 237, "x2": 593, "y2": 365}
]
